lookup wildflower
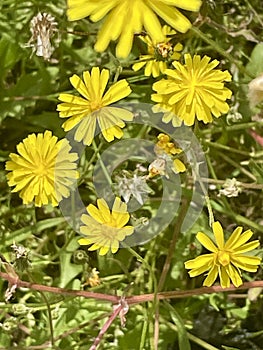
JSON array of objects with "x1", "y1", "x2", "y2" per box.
[
  {"x1": 185, "y1": 221, "x2": 261, "y2": 288},
  {"x1": 11, "y1": 243, "x2": 31, "y2": 271},
  {"x1": 148, "y1": 133, "x2": 186, "y2": 178},
  {"x1": 67, "y1": 0, "x2": 202, "y2": 58},
  {"x1": 5, "y1": 131, "x2": 79, "y2": 207},
  {"x1": 84, "y1": 268, "x2": 100, "y2": 287},
  {"x1": 79, "y1": 197, "x2": 134, "y2": 255},
  {"x1": 57, "y1": 67, "x2": 133, "y2": 145},
  {"x1": 218, "y1": 178, "x2": 242, "y2": 198},
  {"x1": 248, "y1": 73, "x2": 263, "y2": 107},
  {"x1": 226, "y1": 104, "x2": 242, "y2": 124},
  {"x1": 114, "y1": 171, "x2": 152, "y2": 205},
  {"x1": 29, "y1": 12, "x2": 58, "y2": 60},
  {"x1": 148, "y1": 158, "x2": 167, "y2": 178},
  {"x1": 132, "y1": 26, "x2": 183, "y2": 77},
  {"x1": 152, "y1": 54, "x2": 232, "y2": 126}
]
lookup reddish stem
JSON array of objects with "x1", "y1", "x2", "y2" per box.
[{"x1": 1, "y1": 271, "x2": 263, "y2": 305}]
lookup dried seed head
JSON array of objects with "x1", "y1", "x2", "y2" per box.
[{"x1": 29, "y1": 12, "x2": 58, "y2": 60}]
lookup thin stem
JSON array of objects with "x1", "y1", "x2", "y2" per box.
[
  {"x1": 199, "y1": 177, "x2": 263, "y2": 190},
  {"x1": 217, "y1": 151, "x2": 257, "y2": 182},
  {"x1": 27, "y1": 272, "x2": 55, "y2": 347},
  {"x1": 139, "y1": 307, "x2": 149, "y2": 350},
  {"x1": 158, "y1": 196, "x2": 190, "y2": 291},
  {"x1": 92, "y1": 139, "x2": 112, "y2": 187},
  {"x1": 190, "y1": 26, "x2": 254, "y2": 78},
  {"x1": 89, "y1": 303, "x2": 122, "y2": 350}
]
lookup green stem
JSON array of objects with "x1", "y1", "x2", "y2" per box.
[
  {"x1": 218, "y1": 151, "x2": 257, "y2": 181},
  {"x1": 27, "y1": 272, "x2": 55, "y2": 346},
  {"x1": 139, "y1": 307, "x2": 149, "y2": 350},
  {"x1": 92, "y1": 140, "x2": 112, "y2": 187},
  {"x1": 158, "y1": 195, "x2": 191, "y2": 291},
  {"x1": 191, "y1": 26, "x2": 254, "y2": 78}
]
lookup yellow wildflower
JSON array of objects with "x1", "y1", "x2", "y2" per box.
[
  {"x1": 79, "y1": 197, "x2": 134, "y2": 256},
  {"x1": 67, "y1": 0, "x2": 201, "y2": 58},
  {"x1": 57, "y1": 67, "x2": 133, "y2": 145},
  {"x1": 5, "y1": 131, "x2": 79, "y2": 207},
  {"x1": 185, "y1": 221, "x2": 261, "y2": 288},
  {"x1": 152, "y1": 54, "x2": 232, "y2": 126}
]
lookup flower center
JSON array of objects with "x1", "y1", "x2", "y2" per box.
[
  {"x1": 155, "y1": 42, "x2": 173, "y2": 61},
  {"x1": 34, "y1": 162, "x2": 48, "y2": 176},
  {"x1": 90, "y1": 100, "x2": 103, "y2": 112},
  {"x1": 217, "y1": 250, "x2": 230, "y2": 266}
]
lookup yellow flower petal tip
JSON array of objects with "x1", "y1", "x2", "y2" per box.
[{"x1": 185, "y1": 221, "x2": 262, "y2": 288}]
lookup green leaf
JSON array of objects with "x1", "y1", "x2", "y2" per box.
[
  {"x1": 0, "y1": 33, "x2": 22, "y2": 77},
  {"x1": 59, "y1": 238, "x2": 82, "y2": 288},
  {"x1": 246, "y1": 43, "x2": 263, "y2": 77},
  {"x1": 4, "y1": 217, "x2": 66, "y2": 245},
  {"x1": 165, "y1": 302, "x2": 191, "y2": 350}
]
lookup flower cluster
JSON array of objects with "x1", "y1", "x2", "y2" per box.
[{"x1": 148, "y1": 133, "x2": 186, "y2": 178}]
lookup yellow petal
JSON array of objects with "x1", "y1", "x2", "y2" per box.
[
  {"x1": 203, "y1": 265, "x2": 218, "y2": 287},
  {"x1": 225, "y1": 264, "x2": 243, "y2": 288},
  {"x1": 196, "y1": 232, "x2": 218, "y2": 253},
  {"x1": 212, "y1": 221, "x2": 224, "y2": 249},
  {"x1": 224, "y1": 226, "x2": 243, "y2": 250},
  {"x1": 218, "y1": 266, "x2": 230, "y2": 288}
]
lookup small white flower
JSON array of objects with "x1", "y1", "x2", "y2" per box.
[
  {"x1": 218, "y1": 178, "x2": 242, "y2": 198},
  {"x1": 114, "y1": 172, "x2": 152, "y2": 205}
]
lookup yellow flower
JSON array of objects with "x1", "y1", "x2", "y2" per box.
[
  {"x1": 185, "y1": 221, "x2": 261, "y2": 288},
  {"x1": 152, "y1": 54, "x2": 232, "y2": 126},
  {"x1": 84, "y1": 268, "x2": 100, "y2": 287},
  {"x1": 57, "y1": 67, "x2": 133, "y2": 145},
  {"x1": 79, "y1": 197, "x2": 134, "y2": 255},
  {"x1": 149, "y1": 133, "x2": 186, "y2": 177},
  {"x1": 67, "y1": 0, "x2": 202, "y2": 58},
  {"x1": 5, "y1": 131, "x2": 79, "y2": 207},
  {"x1": 132, "y1": 25, "x2": 183, "y2": 77}
]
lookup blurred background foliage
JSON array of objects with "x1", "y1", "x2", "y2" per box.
[{"x1": 0, "y1": 0, "x2": 263, "y2": 349}]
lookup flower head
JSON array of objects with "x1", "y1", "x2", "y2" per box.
[
  {"x1": 185, "y1": 221, "x2": 261, "y2": 288},
  {"x1": 148, "y1": 133, "x2": 186, "y2": 178},
  {"x1": 218, "y1": 178, "x2": 242, "y2": 198},
  {"x1": 57, "y1": 67, "x2": 133, "y2": 145},
  {"x1": 114, "y1": 171, "x2": 152, "y2": 205},
  {"x1": 79, "y1": 197, "x2": 134, "y2": 255},
  {"x1": 152, "y1": 54, "x2": 232, "y2": 126},
  {"x1": 5, "y1": 131, "x2": 79, "y2": 207},
  {"x1": 29, "y1": 12, "x2": 58, "y2": 60},
  {"x1": 132, "y1": 26, "x2": 183, "y2": 77},
  {"x1": 67, "y1": 0, "x2": 201, "y2": 58},
  {"x1": 84, "y1": 268, "x2": 100, "y2": 287}
]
